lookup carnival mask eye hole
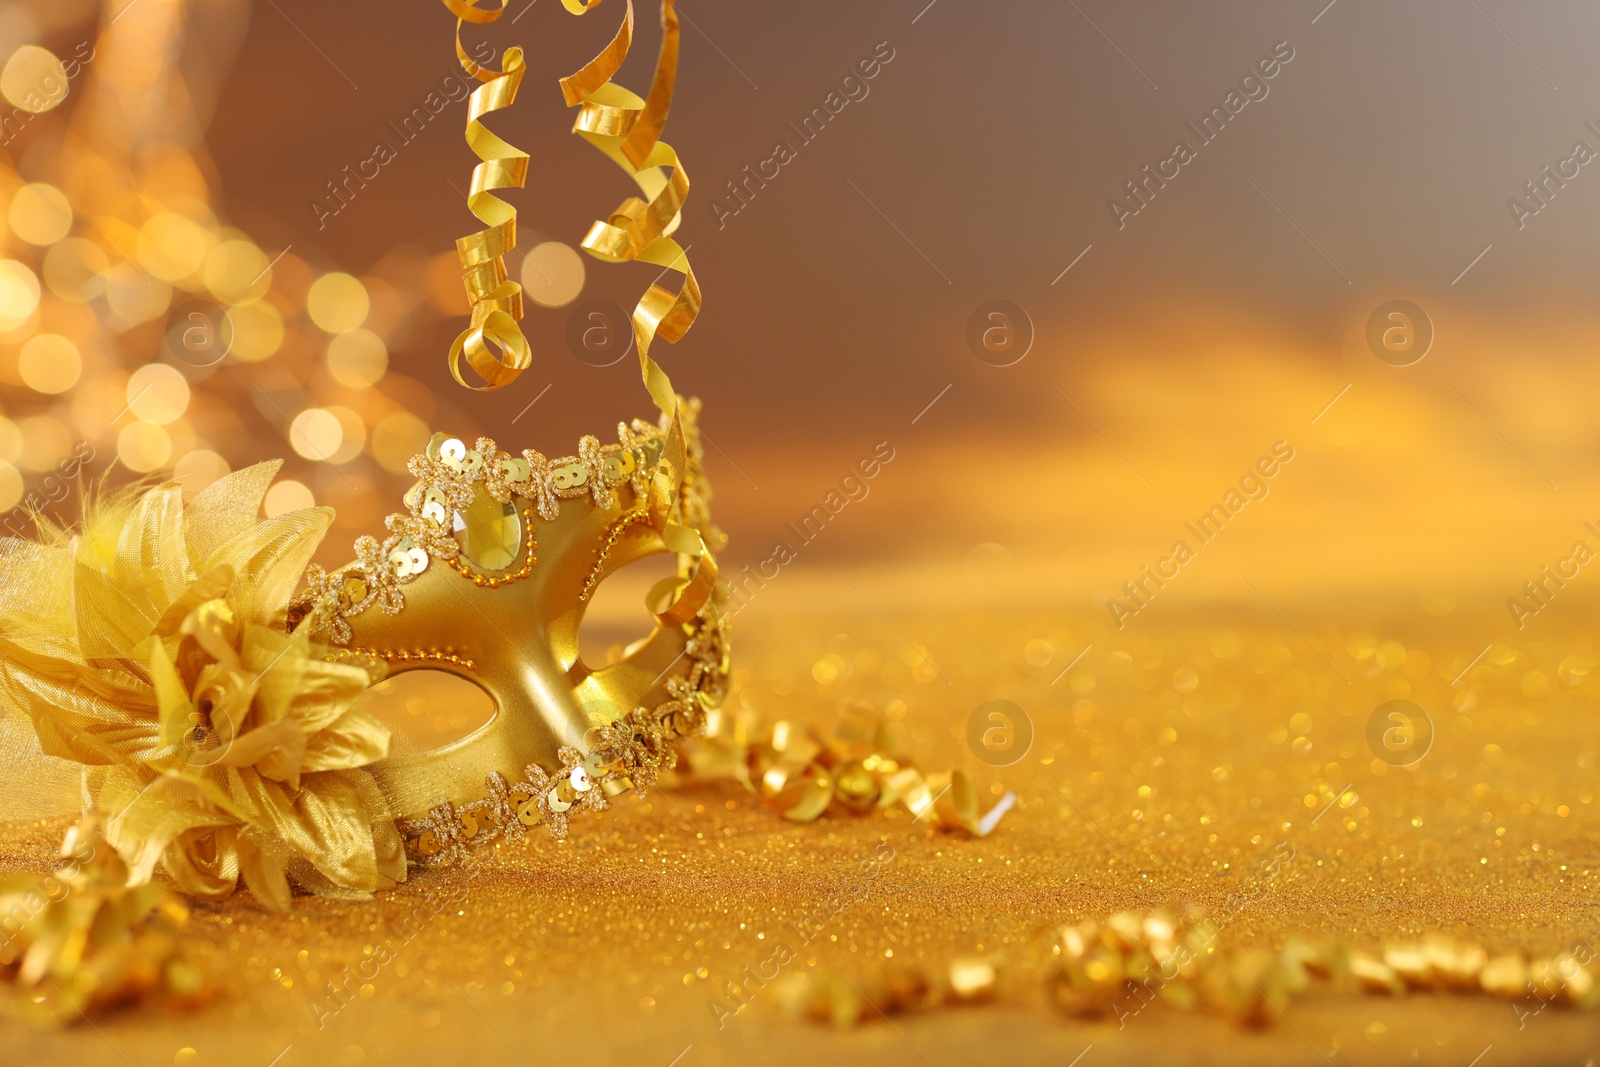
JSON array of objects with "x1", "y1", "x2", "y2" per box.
[
  {"x1": 577, "y1": 549, "x2": 680, "y2": 669},
  {"x1": 356, "y1": 670, "x2": 497, "y2": 753}
]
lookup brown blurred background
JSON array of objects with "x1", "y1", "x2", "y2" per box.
[
  {"x1": 6, "y1": 13, "x2": 1600, "y2": 1062},
  {"x1": 3, "y1": 0, "x2": 1600, "y2": 638}
]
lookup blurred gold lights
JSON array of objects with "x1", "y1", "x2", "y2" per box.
[
  {"x1": 0, "y1": 45, "x2": 68, "y2": 115},
  {"x1": 0, "y1": 6, "x2": 595, "y2": 523},
  {"x1": 17, "y1": 333, "x2": 79, "y2": 394},
  {"x1": 521, "y1": 241, "x2": 586, "y2": 308},
  {"x1": 307, "y1": 272, "x2": 369, "y2": 333}
]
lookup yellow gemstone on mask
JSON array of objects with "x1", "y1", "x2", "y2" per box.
[{"x1": 455, "y1": 489, "x2": 522, "y2": 571}]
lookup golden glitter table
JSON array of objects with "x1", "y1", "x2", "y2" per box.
[{"x1": 5, "y1": 580, "x2": 1599, "y2": 1066}]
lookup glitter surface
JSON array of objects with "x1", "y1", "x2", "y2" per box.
[{"x1": 5, "y1": 588, "x2": 1599, "y2": 1064}]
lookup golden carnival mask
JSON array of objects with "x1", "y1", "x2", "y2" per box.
[
  {"x1": 0, "y1": 0, "x2": 722, "y2": 904},
  {"x1": 291, "y1": 408, "x2": 728, "y2": 866},
  {"x1": 0, "y1": 407, "x2": 726, "y2": 906},
  {"x1": 342, "y1": 0, "x2": 728, "y2": 867}
]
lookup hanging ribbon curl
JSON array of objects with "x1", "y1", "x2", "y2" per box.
[
  {"x1": 442, "y1": 0, "x2": 533, "y2": 391},
  {"x1": 438, "y1": 0, "x2": 703, "y2": 410},
  {"x1": 439, "y1": 0, "x2": 716, "y2": 623},
  {"x1": 559, "y1": 0, "x2": 715, "y2": 618},
  {"x1": 558, "y1": 0, "x2": 701, "y2": 422}
]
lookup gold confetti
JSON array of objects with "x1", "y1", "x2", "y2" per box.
[
  {"x1": 671, "y1": 703, "x2": 1014, "y2": 836},
  {"x1": 0, "y1": 819, "x2": 208, "y2": 1024}
]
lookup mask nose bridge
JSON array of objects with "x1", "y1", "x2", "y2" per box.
[
  {"x1": 561, "y1": 521, "x2": 696, "y2": 708},
  {"x1": 349, "y1": 567, "x2": 600, "y2": 820},
  {"x1": 512, "y1": 618, "x2": 595, "y2": 751},
  {"x1": 360, "y1": 652, "x2": 588, "y2": 823},
  {"x1": 353, "y1": 500, "x2": 681, "y2": 820}
]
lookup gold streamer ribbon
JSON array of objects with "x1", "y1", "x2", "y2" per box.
[
  {"x1": 671, "y1": 706, "x2": 1015, "y2": 836},
  {"x1": 442, "y1": 0, "x2": 533, "y2": 391},
  {"x1": 559, "y1": 0, "x2": 702, "y2": 421},
  {"x1": 0, "y1": 818, "x2": 209, "y2": 1023},
  {"x1": 557, "y1": 0, "x2": 715, "y2": 621},
  {"x1": 438, "y1": 0, "x2": 716, "y2": 623}
]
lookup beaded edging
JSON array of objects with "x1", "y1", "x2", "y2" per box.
[
  {"x1": 291, "y1": 419, "x2": 664, "y2": 644},
  {"x1": 397, "y1": 608, "x2": 729, "y2": 864}
]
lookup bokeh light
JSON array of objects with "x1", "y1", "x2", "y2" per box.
[
  {"x1": 8, "y1": 183, "x2": 73, "y2": 246},
  {"x1": 227, "y1": 298, "x2": 284, "y2": 362},
  {"x1": 0, "y1": 259, "x2": 41, "y2": 331},
  {"x1": 174, "y1": 449, "x2": 230, "y2": 497},
  {"x1": 17, "y1": 415, "x2": 70, "y2": 472},
  {"x1": 116, "y1": 422, "x2": 171, "y2": 473},
  {"x1": 105, "y1": 264, "x2": 172, "y2": 326},
  {"x1": 371, "y1": 410, "x2": 430, "y2": 473},
  {"x1": 137, "y1": 213, "x2": 212, "y2": 283},
  {"x1": 18, "y1": 334, "x2": 81, "y2": 395},
  {"x1": 521, "y1": 241, "x2": 586, "y2": 308},
  {"x1": 326, "y1": 405, "x2": 366, "y2": 463},
  {"x1": 263, "y1": 479, "x2": 314, "y2": 517},
  {"x1": 126, "y1": 363, "x2": 190, "y2": 425},
  {"x1": 0, "y1": 45, "x2": 67, "y2": 114},
  {"x1": 325, "y1": 328, "x2": 387, "y2": 388},
  {"x1": 204, "y1": 238, "x2": 269, "y2": 303},
  {"x1": 289, "y1": 407, "x2": 343, "y2": 461},
  {"x1": 42, "y1": 238, "x2": 110, "y2": 302},
  {"x1": 306, "y1": 272, "x2": 368, "y2": 333}
]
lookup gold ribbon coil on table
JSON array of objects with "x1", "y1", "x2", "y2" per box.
[
  {"x1": 442, "y1": 0, "x2": 532, "y2": 391},
  {"x1": 0, "y1": 818, "x2": 208, "y2": 1023},
  {"x1": 672, "y1": 705, "x2": 1016, "y2": 836}
]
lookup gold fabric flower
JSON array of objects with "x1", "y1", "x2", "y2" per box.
[{"x1": 0, "y1": 463, "x2": 404, "y2": 909}]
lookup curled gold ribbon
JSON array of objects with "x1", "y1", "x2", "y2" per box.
[
  {"x1": 558, "y1": 0, "x2": 717, "y2": 615},
  {"x1": 0, "y1": 818, "x2": 209, "y2": 1022},
  {"x1": 559, "y1": 0, "x2": 701, "y2": 421},
  {"x1": 672, "y1": 706, "x2": 1015, "y2": 836},
  {"x1": 436, "y1": 0, "x2": 717, "y2": 620},
  {"x1": 442, "y1": 0, "x2": 533, "y2": 391}
]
